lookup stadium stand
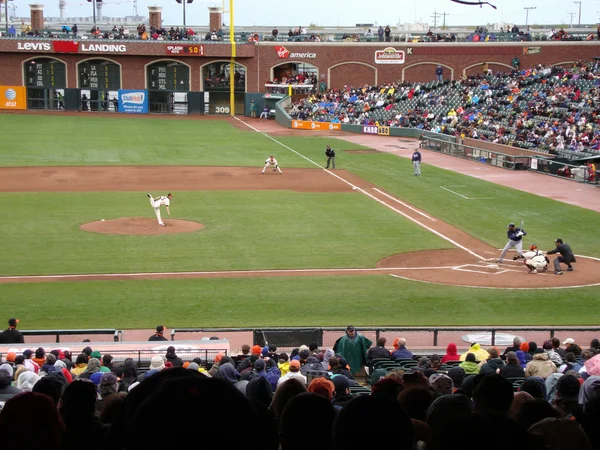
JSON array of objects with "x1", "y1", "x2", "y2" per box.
[
  {"x1": 289, "y1": 61, "x2": 600, "y2": 169},
  {"x1": 1, "y1": 325, "x2": 599, "y2": 449}
]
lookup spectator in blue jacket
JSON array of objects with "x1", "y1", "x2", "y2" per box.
[{"x1": 392, "y1": 338, "x2": 413, "y2": 360}]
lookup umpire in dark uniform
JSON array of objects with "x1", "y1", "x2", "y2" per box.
[
  {"x1": 0, "y1": 318, "x2": 24, "y2": 344},
  {"x1": 547, "y1": 238, "x2": 576, "y2": 275},
  {"x1": 325, "y1": 145, "x2": 336, "y2": 169}
]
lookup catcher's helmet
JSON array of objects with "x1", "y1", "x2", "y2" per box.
[{"x1": 530, "y1": 244, "x2": 537, "y2": 251}]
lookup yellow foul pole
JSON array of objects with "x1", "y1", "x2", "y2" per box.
[{"x1": 229, "y1": 0, "x2": 235, "y2": 116}]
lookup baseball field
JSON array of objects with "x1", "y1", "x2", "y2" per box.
[{"x1": 1, "y1": 113, "x2": 599, "y2": 329}]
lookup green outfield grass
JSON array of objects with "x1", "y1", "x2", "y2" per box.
[
  {"x1": 1, "y1": 276, "x2": 600, "y2": 329},
  {"x1": 1, "y1": 115, "x2": 599, "y2": 329},
  {"x1": 2, "y1": 190, "x2": 448, "y2": 276}
]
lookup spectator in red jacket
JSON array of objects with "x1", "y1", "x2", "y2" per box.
[{"x1": 442, "y1": 342, "x2": 460, "y2": 363}]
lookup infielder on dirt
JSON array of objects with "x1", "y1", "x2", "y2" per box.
[
  {"x1": 497, "y1": 222, "x2": 527, "y2": 263},
  {"x1": 147, "y1": 193, "x2": 172, "y2": 226},
  {"x1": 523, "y1": 244, "x2": 550, "y2": 274},
  {"x1": 262, "y1": 156, "x2": 282, "y2": 174}
]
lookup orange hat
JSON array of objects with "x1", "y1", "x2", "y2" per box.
[
  {"x1": 307, "y1": 377, "x2": 335, "y2": 401},
  {"x1": 520, "y1": 342, "x2": 530, "y2": 352},
  {"x1": 215, "y1": 352, "x2": 224, "y2": 363},
  {"x1": 5, "y1": 352, "x2": 16, "y2": 362},
  {"x1": 289, "y1": 360, "x2": 301, "y2": 369},
  {"x1": 251, "y1": 345, "x2": 262, "y2": 355}
]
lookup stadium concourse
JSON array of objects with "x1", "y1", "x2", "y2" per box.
[{"x1": 1, "y1": 322, "x2": 600, "y2": 449}]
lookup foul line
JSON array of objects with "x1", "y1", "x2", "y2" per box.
[
  {"x1": 440, "y1": 186, "x2": 469, "y2": 199},
  {"x1": 234, "y1": 117, "x2": 485, "y2": 261},
  {"x1": 372, "y1": 188, "x2": 436, "y2": 221},
  {"x1": 389, "y1": 274, "x2": 600, "y2": 290},
  {"x1": 0, "y1": 266, "x2": 459, "y2": 282}
]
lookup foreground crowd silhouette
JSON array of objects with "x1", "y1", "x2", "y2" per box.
[
  {"x1": 1, "y1": 325, "x2": 600, "y2": 450},
  {"x1": 290, "y1": 61, "x2": 600, "y2": 162}
]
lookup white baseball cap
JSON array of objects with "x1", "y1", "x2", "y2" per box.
[{"x1": 562, "y1": 338, "x2": 575, "y2": 345}]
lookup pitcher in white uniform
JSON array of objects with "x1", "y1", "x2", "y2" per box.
[{"x1": 147, "y1": 193, "x2": 172, "y2": 226}]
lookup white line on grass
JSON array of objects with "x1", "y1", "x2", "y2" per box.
[
  {"x1": 0, "y1": 266, "x2": 459, "y2": 282},
  {"x1": 234, "y1": 117, "x2": 485, "y2": 260},
  {"x1": 372, "y1": 188, "x2": 436, "y2": 221},
  {"x1": 440, "y1": 186, "x2": 469, "y2": 199},
  {"x1": 389, "y1": 274, "x2": 600, "y2": 290}
]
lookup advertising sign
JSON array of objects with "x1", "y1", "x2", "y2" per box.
[
  {"x1": 118, "y1": 89, "x2": 148, "y2": 114},
  {"x1": 523, "y1": 47, "x2": 541, "y2": 55},
  {"x1": 363, "y1": 125, "x2": 390, "y2": 135},
  {"x1": 275, "y1": 46, "x2": 316, "y2": 59},
  {"x1": 291, "y1": 120, "x2": 340, "y2": 130},
  {"x1": 0, "y1": 86, "x2": 27, "y2": 110},
  {"x1": 374, "y1": 47, "x2": 406, "y2": 64}
]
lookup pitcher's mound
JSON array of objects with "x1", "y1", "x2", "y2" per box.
[{"x1": 80, "y1": 217, "x2": 204, "y2": 235}]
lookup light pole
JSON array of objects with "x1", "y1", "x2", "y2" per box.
[
  {"x1": 176, "y1": 0, "x2": 192, "y2": 30},
  {"x1": 524, "y1": 6, "x2": 536, "y2": 27},
  {"x1": 574, "y1": 1, "x2": 582, "y2": 26}
]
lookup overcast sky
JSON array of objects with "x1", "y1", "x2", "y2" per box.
[{"x1": 20, "y1": 0, "x2": 600, "y2": 27}]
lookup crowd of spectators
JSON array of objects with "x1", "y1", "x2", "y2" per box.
[
  {"x1": 1, "y1": 318, "x2": 600, "y2": 449},
  {"x1": 289, "y1": 60, "x2": 600, "y2": 160}
]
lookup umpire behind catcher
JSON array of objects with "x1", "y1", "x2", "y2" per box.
[
  {"x1": 325, "y1": 145, "x2": 336, "y2": 169},
  {"x1": 547, "y1": 238, "x2": 576, "y2": 275}
]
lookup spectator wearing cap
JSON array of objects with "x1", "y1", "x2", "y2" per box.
[
  {"x1": 148, "y1": 325, "x2": 168, "y2": 341},
  {"x1": 96, "y1": 372, "x2": 119, "y2": 413},
  {"x1": 499, "y1": 352, "x2": 525, "y2": 378},
  {"x1": 430, "y1": 373, "x2": 454, "y2": 395},
  {"x1": 525, "y1": 347, "x2": 557, "y2": 379},
  {"x1": 253, "y1": 358, "x2": 280, "y2": 392},
  {"x1": 519, "y1": 342, "x2": 533, "y2": 362},
  {"x1": 40, "y1": 354, "x2": 57, "y2": 374},
  {"x1": 331, "y1": 375, "x2": 353, "y2": 408},
  {"x1": 329, "y1": 356, "x2": 355, "y2": 380},
  {"x1": 553, "y1": 374, "x2": 583, "y2": 419},
  {"x1": 299, "y1": 350, "x2": 325, "y2": 376},
  {"x1": 366, "y1": 337, "x2": 391, "y2": 363},
  {"x1": 3, "y1": 352, "x2": 17, "y2": 367},
  {"x1": 278, "y1": 359, "x2": 307, "y2": 386},
  {"x1": 441, "y1": 342, "x2": 460, "y2": 363},
  {"x1": 307, "y1": 377, "x2": 335, "y2": 402},
  {"x1": 165, "y1": 346, "x2": 183, "y2": 368},
  {"x1": 101, "y1": 354, "x2": 113, "y2": 372},
  {"x1": 333, "y1": 325, "x2": 372, "y2": 375},
  {"x1": 391, "y1": 337, "x2": 413, "y2": 360},
  {"x1": 0, "y1": 318, "x2": 24, "y2": 344}
]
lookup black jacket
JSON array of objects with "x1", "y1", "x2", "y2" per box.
[
  {"x1": 547, "y1": 243, "x2": 576, "y2": 263},
  {"x1": 325, "y1": 148, "x2": 335, "y2": 158},
  {"x1": 366, "y1": 346, "x2": 391, "y2": 363},
  {"x1": 148, "y1": 333, "x2": 168, "y2": 341},
  {"x1": 0, "y1": 327, "x2": 24, "y2": 344},
  {"x1": 499, "y1": 363, "x2": 525, "y2": 378}
]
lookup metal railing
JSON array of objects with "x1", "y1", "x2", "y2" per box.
[
  {"x1": 422, "y1": 137, "x2": 530, "y2": 170},
  {"x1": 20, "y1": 329, "x2": 123, "y2": 343},
  {"x1": 172, "y1": 326, "x2": 600, "y2": 350}
]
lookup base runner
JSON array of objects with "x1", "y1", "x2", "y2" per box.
[
  {"x1": 147, "y1": 193, "x2": 172, "y2": 227},
  {"x1": 262, "y1": 156, "x2": 282, "y2": 174},
  {"x1": 523, "y1": 244, "x2": 549, "y2": 274}
]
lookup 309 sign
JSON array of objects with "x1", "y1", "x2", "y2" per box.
[{"x1": 214, "y1": 106, "x2": 230, "y2": 114}]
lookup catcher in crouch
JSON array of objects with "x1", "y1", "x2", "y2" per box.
[{"x1": 523, "y1": 244, "x2": 550, "y2": 274}]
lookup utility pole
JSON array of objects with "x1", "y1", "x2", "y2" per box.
[
  {"x1": 430, "y1": 10, "x2": 441, "y2": 29},
  {"x1": 524, "y1": 6, "x2": 536, "y2": 27},
  {"x1": 441, "y1": 12, "x2": 449, "y2": 29},
  {"x1": 574, "y1": 1, "x2": 582, "y2": 26},
  {"x1": 567, "y1": 12, "x2": 576, "y2": 28}
]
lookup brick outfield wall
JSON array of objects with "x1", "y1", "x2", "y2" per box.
[{"x1": 0, "y1": 41, "x2": 598, "y2": 91}]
